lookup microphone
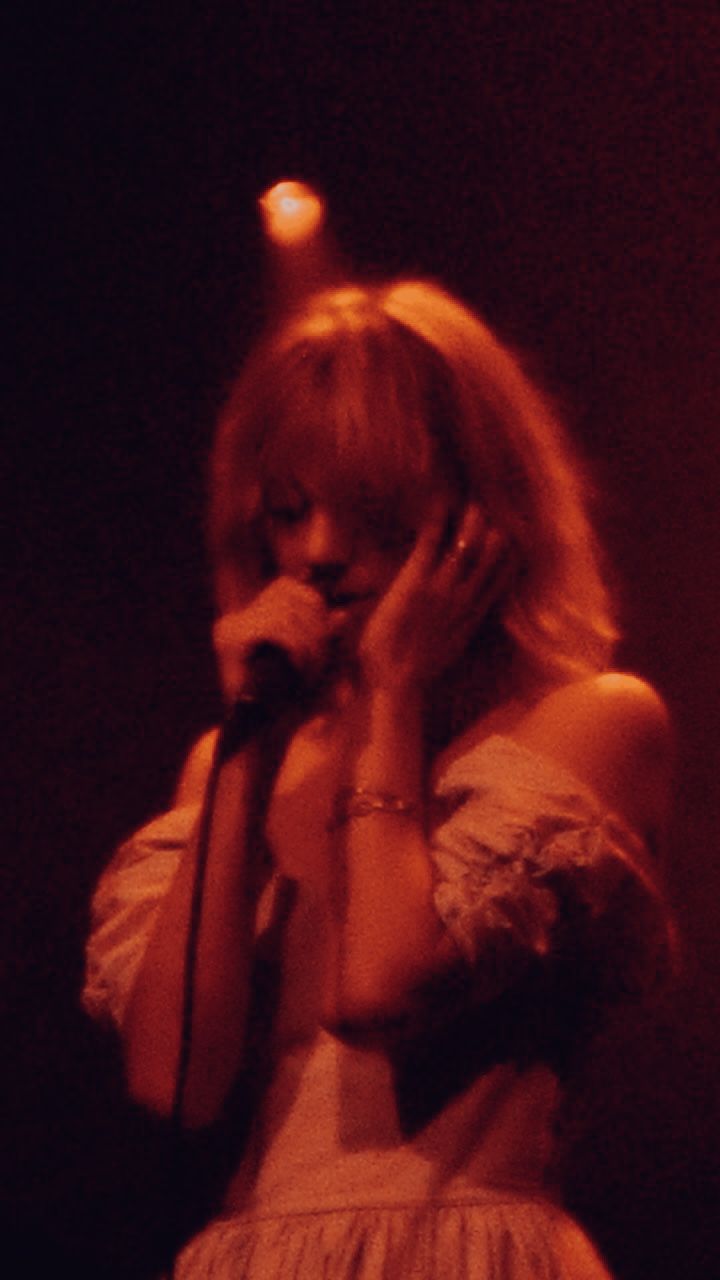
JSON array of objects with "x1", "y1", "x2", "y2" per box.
[
  {"x1": 218, "y1": 642, "x2": 308, "y2": 760},
  {"x1": 242, "y1": 641, "x2": 306, "y2": 707}
]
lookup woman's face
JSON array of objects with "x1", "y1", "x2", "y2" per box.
[{"x1": 262, "y1": 468, "x2": 416, "y2": 621}]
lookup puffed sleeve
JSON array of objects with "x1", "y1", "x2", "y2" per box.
[
  {"x1": 431, "y1": 736, "x2": 673, "y2": 1006},
  {"x1": 82, "y1": 804, "x2": 200, "y2": 1030}
]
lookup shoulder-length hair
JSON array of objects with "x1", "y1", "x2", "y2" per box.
[{"x1": 208, "y1": 279, "x2": 619, "y2": 688}]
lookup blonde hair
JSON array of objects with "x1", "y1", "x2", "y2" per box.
[{"x1": 209, "y1": 280, "x2": 619, "y2": 689}]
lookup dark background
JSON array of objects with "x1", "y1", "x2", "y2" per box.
[{"x1": 5, "y1": 3, "x2": 719, "y2": 1276}]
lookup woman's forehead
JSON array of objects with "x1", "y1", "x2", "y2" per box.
[{"x1": 260, "y1": 396, "x2": 430, "y2": 489}]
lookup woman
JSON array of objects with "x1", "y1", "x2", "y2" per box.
[{"x1": 84, "y1": 280, "x2": 673, "y2": 1277}]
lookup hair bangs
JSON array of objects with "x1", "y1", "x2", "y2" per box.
[{"x1": 256, "y1": 323, "x2": 439, "y2": 533}]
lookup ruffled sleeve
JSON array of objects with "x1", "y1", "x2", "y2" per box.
[
  {"x1": 82, "y1": 804, "x2": 200, "y2": 1029},
  {"x1": 431, "y1": 735, "x2": 673, "y2": 1007}
]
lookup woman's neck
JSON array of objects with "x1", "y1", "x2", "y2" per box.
[{"x1": 425, "y1": 631, "x2": 553, "y2": 766}]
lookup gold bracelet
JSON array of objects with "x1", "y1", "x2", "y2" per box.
[{"x1": 328, "y1": 786, "x2": 419, "y2": 831}]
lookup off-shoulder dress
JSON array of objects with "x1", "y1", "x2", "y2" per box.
[{"x1": 83, "y1": 735, "x2": 670, "y2": 1279}]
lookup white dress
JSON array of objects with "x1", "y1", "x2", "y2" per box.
[{"x1": 83, "y1": 736, "x2": 670, "y2": 1278}]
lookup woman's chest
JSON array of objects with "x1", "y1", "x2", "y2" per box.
[
  {"x1": 265, "y1": 714, "x2": 343, "y2": 883},
  {"x1": 256, "y1": 718, "x2": 343, "y2": 1040}
]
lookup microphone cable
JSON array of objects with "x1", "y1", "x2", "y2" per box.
[{"x1": 171, "y1": 647, "x2": 304, "y2": 1127}]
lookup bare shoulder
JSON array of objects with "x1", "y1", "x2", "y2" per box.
[
  {"x1": 514, "y1": 672, "x2": 671, "y2": 755},
  {"x1": 173, "y1": 729, "x2": 220, "y2": 807},
  {"x1": 511, "y1": 673, "x2": 673, "y2": 844}
]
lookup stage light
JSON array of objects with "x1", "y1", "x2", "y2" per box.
[{"x1": 260, "y1": 181, "x2": 325, "y2": 247}]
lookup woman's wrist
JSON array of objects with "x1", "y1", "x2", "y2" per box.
[
  {"x1": 347, "y1": 678, "x2": 423, "y2": 746},
  {"x1": 353, "y1": 665, "x2": 425, "y2": 709},
  {"x1": 328, "y1": 786, "x2": 420, "y2": 830},
  {"x1": 337, "y1": 678, "x2": 425, "y2": 815}
]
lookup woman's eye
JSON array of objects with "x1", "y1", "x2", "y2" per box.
[
  {"x1": 264, "y1": 484, "x2": 309, "y2": 526},
  {"x1": 268, "y1": 503, "x2": 307, "y2": 526},
  {"x1": 376, "y1": 525, "x2": 416, "y2": 553}
]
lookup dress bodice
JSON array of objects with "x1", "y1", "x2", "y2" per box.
[{"x1": 83, "y1": 732, "x2": 671, "y2": 1277}]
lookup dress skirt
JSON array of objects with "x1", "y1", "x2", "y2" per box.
[{"x1": 173, "y1": 1191, "x2": 613, "y2": 1279}]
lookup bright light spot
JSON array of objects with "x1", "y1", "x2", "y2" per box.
[{"x1": 260, "y1": 180, "x2": 325, "y2": 246}]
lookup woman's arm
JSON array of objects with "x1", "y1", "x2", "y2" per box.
[
  {"x1": 123, "y1": 577, "x2": 335, "y2": 1126},
  {"x1": 323, "y1": 507, "x2": 499, "y2": 1027},
  {"x1": 323, "y1": 682, "x2": 451, "y2": 1027},
  {"x1": 122, "y1": 733, "x2": 283, "y2": 1129},
  {"x1": 323, "y1": 500, "x2": 673, "y2": 1030},
  {"x1": 324, "y1": 672, "x2": 673, "y2": 1031}
]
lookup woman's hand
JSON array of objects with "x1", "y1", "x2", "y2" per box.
[
  {"x1": 357, "y1": 502, "x2": 510, "y2": 694},
  {"x1": 213, "y1": 577, "x2": 344, "y2": 705}
]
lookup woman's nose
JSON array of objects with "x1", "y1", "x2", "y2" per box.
[{"x1": 302, "y1": 507, "x2": 351, "y2": 582}]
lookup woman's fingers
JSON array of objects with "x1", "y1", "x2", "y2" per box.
[
  {"x1": 406, "y1": 497, "x2": 451, "y2": 572},
  {"x1": 430, "y1": 504, "x2": 519, "y2": 643},
  {"x1": 461, "y1": 532, "x2": 518, "y2": 620},
  {"x1": 434, "y1": 503, "x2": 491, "y2": 587},
  {"x1": 213, "y1": 578, "x2": 334, "y2": 699}
]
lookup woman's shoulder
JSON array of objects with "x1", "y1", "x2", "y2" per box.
[
  {"x1": 513, "y1": 670, "x2": 670, "y2": 742},
  {"x1": 507, "y1": 672, "x2": 673, "y2": 847},
  {"x1": 438, "y1": 672, "x2": 672, "y2": 848}
]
